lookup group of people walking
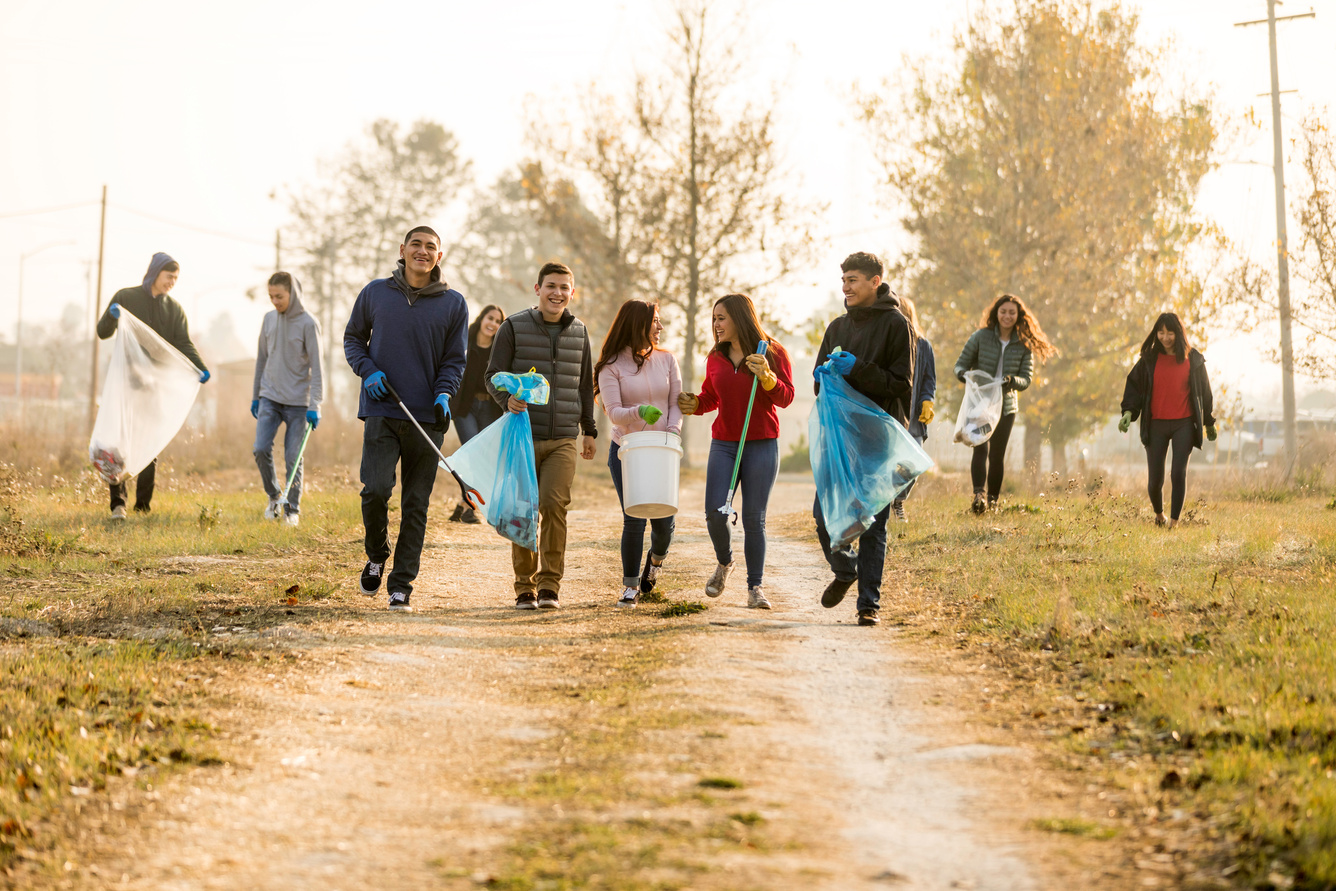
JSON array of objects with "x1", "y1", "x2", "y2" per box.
[{"x1": 96, "y1": 234, "x2": 1218, "y2": 622}]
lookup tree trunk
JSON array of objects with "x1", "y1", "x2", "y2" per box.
[
  {"x1": 1050, "y1": 433, "x2": 1068, "y2": 477},
  {"x1": 1021, "y1": 407, "x2": 1043, "y2": 483}
]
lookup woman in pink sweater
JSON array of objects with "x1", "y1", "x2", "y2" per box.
[{"x1": 595, "y1": 301, "x2": 684, "y2": 608}]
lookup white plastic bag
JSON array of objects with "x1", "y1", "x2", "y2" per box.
[
  {"x1": 953, "y1": 369, "x2": 1005, "y2": 448},
  {"x1": 89, "y1": 308, "x2": 201, "y2": 482}
]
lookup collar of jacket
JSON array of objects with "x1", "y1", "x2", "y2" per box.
[
  {"x1": 846, "y1": 290, "x2": 902, "y2": 319},
  {"x1": 390, "y1": 261, "x2": 449, "y2": 305},
  {"x1": 528, "y1": 306, "x2": 575, "y2": 329}
]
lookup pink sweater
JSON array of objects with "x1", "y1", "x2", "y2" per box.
[{"x1": 597, "y1": 348, "x2": 683, "y2": 445}]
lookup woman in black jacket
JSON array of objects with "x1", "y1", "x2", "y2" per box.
[
  {"x1": 1118, "y1": 312, "x2": 1216, "y2": 528},
  {"x1": 449, "y1": 304, "x2": 506, "y2": 523}
]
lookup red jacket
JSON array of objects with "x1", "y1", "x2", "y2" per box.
[{"x1": 693, "y1": 344, "x2": 795, "y2": 441}]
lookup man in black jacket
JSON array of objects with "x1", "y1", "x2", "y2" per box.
[
  {"x1": 812, "y1": 252, "x2": 915, "y2": 627},
  {"x1": 486, "y1": 262, "x2": 597, "y2": 611},
  {"x1": 96, "y1": 252, "x2": 210, "y2": 519}
]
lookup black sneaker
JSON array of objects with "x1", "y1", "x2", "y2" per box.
[
  {"x1": 892, "y1": 501, "x2": 907, "y2": 523},
  {"x1": 821, "y1": 577, "x2": 856, "y2": 609},
  {"x1": 516, "y1": 592, "x2": 538, "y2": 610},
  {"x1": 857, "y1": 609, "x2": 880, "y2": 626},
  {"x1": 971, "y1": 491, "x2": 987, "y2": 515},
  {"x1": 461, "y1": 508, "x2": 481, "y2": 525},
  {"x1": 640, "y1": 552, "x2": 664, "y2": 594},
  {"x1": 537, "y1": 589, "x2": 560, "y2": 609},
  {"x1": 388, "y1": 592, "x2": 412, "y2": 612},
  {"x1": 448, "y1": 504, "x2": 465, "y2": 523},
  {"x1": 359, "y1": 561, "x2": 385, "y2": 595}
]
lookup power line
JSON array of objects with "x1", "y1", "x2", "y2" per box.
[
  {"x1": 0, "y1": 201, "x2": 99, "y2": 220},
  {"x1": 110, "y1": 204, "x2": 272, "y2": 247}
]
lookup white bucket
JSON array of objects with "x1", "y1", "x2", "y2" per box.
[{"x1": 619, "y1": 430, "x2": 683, "y2": 519}]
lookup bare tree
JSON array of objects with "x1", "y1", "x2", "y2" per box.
[{"x1": 1292, "y1": 110, "x2": 1336, "y2": 380}]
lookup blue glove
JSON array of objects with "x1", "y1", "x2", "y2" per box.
[
  {"x1": 826, "y1": 351, "x2": 856, "y2": 376},
  {"x1": 433, "y1": 394, "x2": 451, "y2": 433},
  {"x1": 198, "y1": 368, "x2": 210, "y2": 384},
  {"x1": 364, "y1": 371, "x2": 388, "y2": 400},
  {"x1": 108, "y1": 303, "x2": 121, "y2": 319},
  {"x1": 306, "y1": 409, "x2": 319, "y2": 430},
  {"x1": 251, "y1": 400, "x2": 259, "y2": 419}
]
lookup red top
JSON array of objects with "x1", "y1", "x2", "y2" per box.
[
  {"x1": 1151, "y1": 352, "x2": 1192, "y2": 420},
  {"x1": 694, "y1": 344, "x2": 795, "y2": 441}
]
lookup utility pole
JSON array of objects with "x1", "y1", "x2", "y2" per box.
[
  {"x1": 88, "y1": 185, "x2": 107, "y2": 431},
  {"x1": 1235, "y1": 2, "x2": 1315, "y2": 482}
]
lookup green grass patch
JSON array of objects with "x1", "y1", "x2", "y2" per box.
[
  {"x1": 660, "y1": 602, "x2": 707, "y2": 618},
  {"x1": 1028, "y1": 817, "x2": 1118, "y2": 840},
  {"x1": 698, "y1": 776, "x2": 742, "y2": 790}
]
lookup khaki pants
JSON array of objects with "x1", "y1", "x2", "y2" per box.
[{"x1": 513, "y1": 438, "x2": 578, "y2": 595}]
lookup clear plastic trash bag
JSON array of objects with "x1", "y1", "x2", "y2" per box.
[
  {"x1": 88, "y1": 308, "x2": 202, "y2": 483},
  {"x1": 953, "y1": 369, "x2": 1005, "y2": 448},
  {"x1": 810, "y1": 361, "x2": 936, "y2": 548},
  {"x1": 447, "y1": 389, "x2": 542, "y2": 552},
  {"x1": 491, "y1": 368, "x2": 550, "y2": 406}
]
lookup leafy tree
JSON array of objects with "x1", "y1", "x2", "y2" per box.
[
  {"x1": 1291, "y1": 110, "x2": 1336, "y2": 380},
  {"x1": 860, "y1": 0, "x2": 1219, "y2": 472}
]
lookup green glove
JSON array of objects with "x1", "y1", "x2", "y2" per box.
[
  {"x1": 1118, "y1": 411, "x2": 1132, "y2": 433},
  {"x1": 637, "y1": 404, "x2": 663, "y2": 424},
  {"x1": 1207, "y1": 425, "x2": 1217, "y2": 442}
]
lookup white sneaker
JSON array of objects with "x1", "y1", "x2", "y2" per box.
[
  {"x1": 747, "y1": 586, "x2": 771, "y2": 610},
  {"x1": 110, "y1": 505, "x2": 126, "y2": 521},
  {"x1": 616, "y1": 587, "x2": 639, "y2": 608},
  {"x1": 283, "y1": 512, "x2": 300, "y2": 527},
  {"x1": 264, "y1": 498, "x2": 281, "y2": 519},
  {"x1": 705, "y1": 562, "x2": 733, "y2": 598}
]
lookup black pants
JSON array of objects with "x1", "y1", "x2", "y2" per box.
[
  {"x1": 1146, "y1": 417, "x2": 1193, "y2": 520},
  {"x1": 360, "y1": 416, "x2": 444, "y2": 596},
  {"x1": 970, "y1": 412, "x2": 1016, "y2": 501},
  {"x1": 110, "y1": 459, "x2": 156, "y2": 511}
]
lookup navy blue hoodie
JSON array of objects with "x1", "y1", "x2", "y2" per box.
[{"x1": 343, "y1": 261, "x2": 469, "y2": 424}]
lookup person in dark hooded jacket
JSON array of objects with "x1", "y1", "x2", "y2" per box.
[
  {"x1": 252, "y1": 271, "x2": 323, "y2": 526},
  {"x1": 96, "y1": 252, "x2": 209, "y2": 519},
  {"x1": 344, "y1": 227, "x2": 469, "y2": 612},
  {"x1": 812, "y1": 252, "x2": 915, "y2": 627}
]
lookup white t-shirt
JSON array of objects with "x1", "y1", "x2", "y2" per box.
[{"x1": 996, "y1": 337, "x2": 1010, "y2": 380}]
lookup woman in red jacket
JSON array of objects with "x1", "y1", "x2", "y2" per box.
[{"x1": 678, "y1": 293, "x2": 795, "y2": 609}]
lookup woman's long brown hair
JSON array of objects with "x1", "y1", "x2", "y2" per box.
[
  {"x1": 594, "y1": 300, "x2": 659, "y2": 396},
  {"x1": 899, "y1": 295, "x2": 923, "y2": 340},
  {"x1": 980, "y1": 294, "x2": 1058, "y2": 361},
  {"x1": 467, "y1": 304, "x2": 505, "y2": 348},
  {"x1": 711, "y1": 293, "x2": 783, "y2": 371}
]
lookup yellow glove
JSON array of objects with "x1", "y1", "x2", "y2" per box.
[
  {"x1": 745, "y1": 354, "x2": 778, "y2": 390},
  {"x1": 918, "y1": 400, "x2": 935, "y2": 424}
]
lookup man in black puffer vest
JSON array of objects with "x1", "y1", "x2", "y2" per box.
[{"x1": 486, "y1": 262, "x2": 597, "y2": 610}]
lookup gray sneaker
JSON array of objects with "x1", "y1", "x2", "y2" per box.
[
  {"x1": 747, "y1": 586, "x2": 771, "y2": 610},
  {"x1": 110, "y1": 505, "x2": 127, "y2": 521},
  {"x1": 388, "y1": 592, "x2": 412, "y2": 612},
  {"x1": 264, "y1": 498, "x2": 282, "y2": 520},
  {"x1": 705, "y1": 562, "x2": 733, "y2": 598},
  {"x1": 616, "y1": 587, "x2": 639, "y2": 609}
]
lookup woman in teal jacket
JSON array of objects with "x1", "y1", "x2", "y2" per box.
[{"x1": 954, "y1": 294, "x2": 1058, "y2": 513}]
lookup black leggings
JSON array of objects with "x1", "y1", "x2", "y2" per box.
[
  {"x1": 971, "y1": 411, "x2": 1016, "y2": 501},
  {"x1": 1146, "y1": 418, "x2": 1193, "y2": 519}
]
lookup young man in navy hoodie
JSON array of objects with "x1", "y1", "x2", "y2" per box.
[
  {"x1": 344, "y1": 227, "x2": 469, "y2": 612},
  {"x1": 96, "y1": 252, "x2": 210, "y2": 520}
]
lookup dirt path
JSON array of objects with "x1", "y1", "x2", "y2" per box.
[{"x1": 69, "y1": 478, "x2": 1044, "y2": 889}]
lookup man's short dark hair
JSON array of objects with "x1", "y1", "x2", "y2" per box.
[
  {"x1": 840, "y1": 252, "x2": 883, "y2": 280},
  {"x1": 162, "y1": 260, "x2": 180, "y2": 274},
  {"x1": 403, "y1": 226, "x2": 440, "y2": 246},
  {"x1": 536, "y1": 261, "x2": 574, "y2": 286},
  {"x1": 268, "y1": 271, "x2": 292, "y2": 290}
]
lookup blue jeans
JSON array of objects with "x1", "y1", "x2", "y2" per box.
[
  {"x1": 454, "y1": 398, "x2": 503, "y2": 445},
  {"x1": 704, "y1": 438, "x2": 779, "y2": 588},
  {"x1": 254, "y1": 398, "x2": 309, "y2": 515},
  {"x1": 813, "y1": 495, "x2": 890, "y2": 612},
  {"x1": 608, "y1": 442, "x2": 675, "y2": 587}
]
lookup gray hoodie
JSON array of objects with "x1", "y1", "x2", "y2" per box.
[{"x1": 253, "y1": 276, "x2": 323, "y2": 409}]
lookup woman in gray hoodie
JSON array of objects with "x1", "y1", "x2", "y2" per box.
[{"x1": 252, "y1": 272, "x2": 323, "y2": 525}]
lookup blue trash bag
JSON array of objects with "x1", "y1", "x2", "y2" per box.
[
  {"x1": 491, "y1": 368, "x2": 550, "y2": 406},
  {"x1": 810, "y1": 356, "x2": 936, "y2": 547},
  {"x1": 446, "y1": 409, "x2": 539, "y2": 551}
]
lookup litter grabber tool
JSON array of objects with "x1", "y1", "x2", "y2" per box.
[
  {"x1": 381, "y1": 379, "x2": 486, "y2": 511},
  {"x1": 717, "y1": 339, "x2": 768, "y2": 525},
  {"x1": 275, "y1": 421, "x2": 315, "y2": 510}
]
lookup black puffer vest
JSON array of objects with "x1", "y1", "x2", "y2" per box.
[{"x1": 504, "y1": 308, "x2": 589, "y2": 440}]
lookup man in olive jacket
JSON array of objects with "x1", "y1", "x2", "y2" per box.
[
  {"x1": 486, "y1": 262, "x2": 597, "y2": 611},
  {"x1": 96, "y1": 252, "x2": 210, "y2": 519},
  {"x1": 812, "y1": 252, "x2": 915, "y2": 627}
]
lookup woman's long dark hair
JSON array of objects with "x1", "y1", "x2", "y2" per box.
[
  {"x1": 980, "y1": 294, "x2": 1058, "y2": 361},
  {"x1": 711, "y1": 293, "x2": 783, "y2": 371},
  {"x1": 467, "y1": 304, "x2": 505, "y2": 348},
  {"x1": 1140, "y1": 312, "x2": 1191, "y2": 363},
  {"x1": 594, "y1": 300, "x2": 659, "y2": 396}
]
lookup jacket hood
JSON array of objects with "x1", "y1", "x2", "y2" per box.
[
  {"x1": 282, "y1": 275, "x2": 307, "y2": 318},
  {"x1": 846, "y1": 284, "x2": 902, "y2": 316},
  {"x1": 390, "y1": 260, "x2": 450, "y2": 303},
  {"x1": 141, "y1": 252, "x2": 176, "y2": 293}
]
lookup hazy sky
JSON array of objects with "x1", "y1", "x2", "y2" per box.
[{"x1": 2, "y1": 0, "x2": 1333, "y2": 397}]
